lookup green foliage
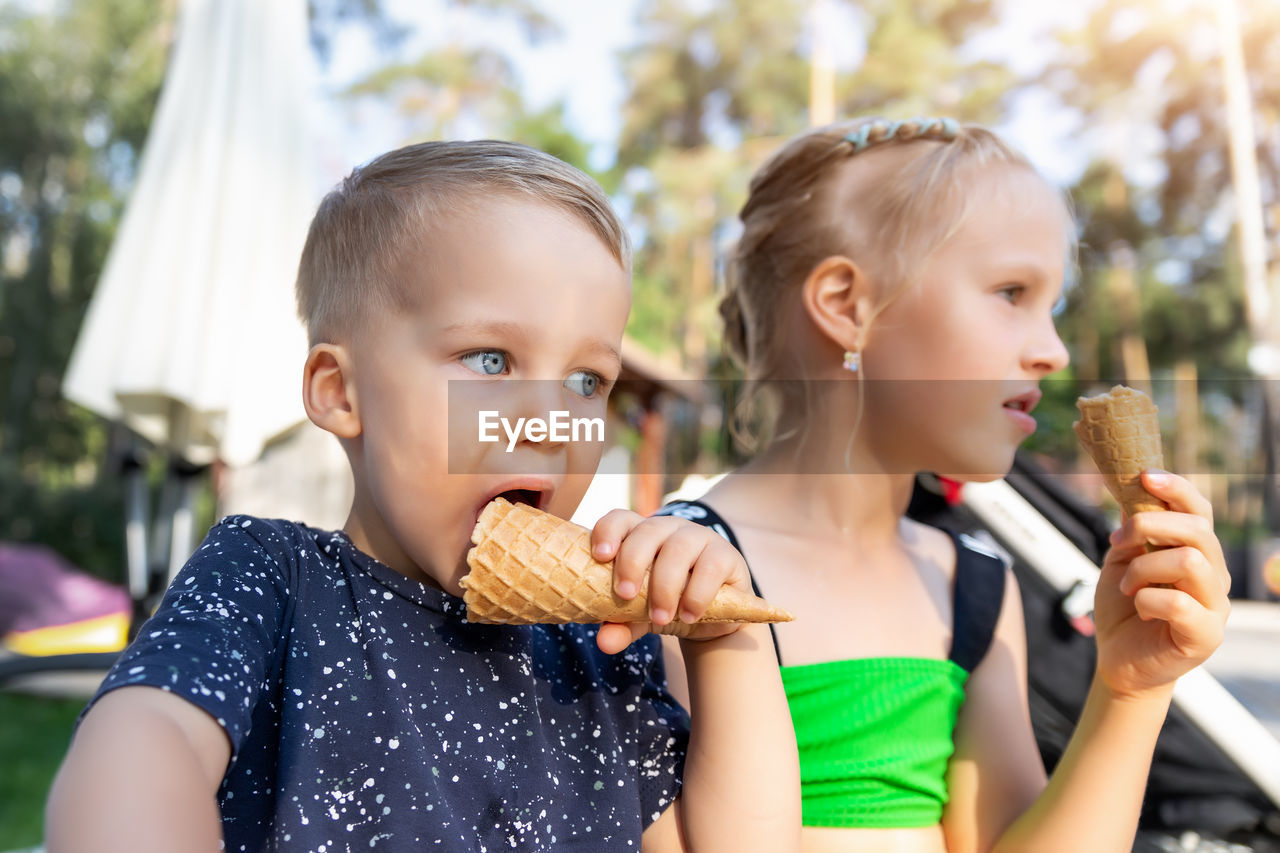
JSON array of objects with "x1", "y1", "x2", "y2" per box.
[
  {"x1": 0, "y1": 0, "x2": 168, "y2": 578},
  {"x1": 0, "y1": 692, "x2": 85, "y2": 848}
]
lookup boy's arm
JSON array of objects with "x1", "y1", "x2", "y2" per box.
[
  {"x1": 47, "y1": 686, "x2": 231, "y2": 853},
  {"x1": 645, "y1": 624, "x2": 800, "y2": 853}
]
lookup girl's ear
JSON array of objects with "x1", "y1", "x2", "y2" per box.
[
  {"x1": 302, "y1": 344, "x2": 361, "y2": 439},
  {"x1": 801, "y1": 255, "x2": 875, "y2": 353}
]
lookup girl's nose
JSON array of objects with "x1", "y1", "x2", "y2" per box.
[{"x1": 1025, "y1": 320, "x2": 1070, "y2": 375}]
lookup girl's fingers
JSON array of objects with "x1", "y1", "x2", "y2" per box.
[
  {"x1": 1132, "y1": 586, "x2": 1227, "y2": 658},
  {"x1": 674, "y1": 543, "x2": 741, "y2": 625},
  {"x1": 1120, "y1": 546, "x2": 1229, "y2": 611},
  {"x1": 1140, "y1": 470, "x2": 1213, "y2": 521},
  {"x1": 1111, "y1": 512, "x2": 1228, "y2": 593},
  {"x1": 596, "y1": 621, "x2": 649, "y2": 655},
  {"x1": 600, "y1": 513, "x2": 671, "y2": 599},
  {"x1": 591, "y1": 509, "x2": 644, "y2": 567},
  {"x1": 645, "y1": 526, "x2": 710, "y2": 626}
]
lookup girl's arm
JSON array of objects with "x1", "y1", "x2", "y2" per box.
[
  {"x1": 945, "y1": 471, "x2": 1230, "y2": 853},
  {"x1": 659, "y1": 624, "x2": 800, "y2": 852},
  {"x1": 942, "y1": 581, "x2": 1170, "y2": 852},
  {"x1": 46, "y1": 686, "x2": 230, "y2": 853},
  {"x1": 643, "y1": 625, "x2": 799, "y2": 853},
  {"x1": 589, "y1": 510, "x2": 800, "y2": 853}
]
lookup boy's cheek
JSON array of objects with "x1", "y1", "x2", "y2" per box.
[{"x1": 551, "y1": 471, "x2": 597, "y2": 520}]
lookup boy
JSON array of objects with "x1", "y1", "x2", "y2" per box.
[{"x1": 46, "y1": 141, "x2": 799, "y2": 852}]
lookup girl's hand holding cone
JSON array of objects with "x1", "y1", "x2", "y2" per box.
[
  {"x1": 1073, "y1": 388, "x2": 1229, "y2": 698},
  {"x1": 1091, "y1": 470, "x2": 1231, "y2": 698}
]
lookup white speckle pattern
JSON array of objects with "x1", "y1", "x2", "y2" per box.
[{"x1": 89, "y1": 515, "x2": 689, "y2": 851}]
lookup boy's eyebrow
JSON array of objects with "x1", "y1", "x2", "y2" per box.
[
  {"x1": 441, "y1": 320, "x2": 621, "y2": 366},
  {"x1": 441, "y1": 320, "x2": 527, "y2": 339}
]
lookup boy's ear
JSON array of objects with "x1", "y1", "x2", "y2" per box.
[
  {"x1": 801, "y1": 255, "x2": 876, "y2": 353},
  {"x1": 302, "y1": 344, "x2": 361, "y2": 439}
]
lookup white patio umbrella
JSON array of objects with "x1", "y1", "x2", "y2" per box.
[{"x1": 62, "y1": 0, "x2": 319, "y2": 602}]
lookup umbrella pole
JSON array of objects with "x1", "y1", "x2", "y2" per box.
[
  {"x1": 148, "y1": 470, "x2": 176, "y2": 595},
  {"x1": 121, "y1": 436, "x2": 153, "y2": 637},
  {"x1": 122, "y1": 441, "x2": 150, "y2": 603},
  {"x1": 166, "y1": 456, "x2": 209, "y2": 584}
]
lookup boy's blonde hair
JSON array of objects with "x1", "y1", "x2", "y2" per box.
[
  {"x1": 297, "y1": 139, "x2": 631, "y2": 344},
  {"x1": 721, "y1": 117, "x2": 1074, "y2": 448}
]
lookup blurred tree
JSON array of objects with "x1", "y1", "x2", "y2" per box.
[
  {"x1": 0, "y1": 0, "x2": 169, "y2": 575},
  {"x1": 338, "y1": 3, "x2": 606, "y2": 183},
  {"x1": 1039, "y1": 0, "x2": 1280, "y2": 528},
  {"x1": 0, "y1": 0, "x2": 400, "y2": 578}
]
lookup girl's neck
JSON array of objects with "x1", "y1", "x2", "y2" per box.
[{"x1": 716, "y1": 437, "x2": 916, "y2": 548}]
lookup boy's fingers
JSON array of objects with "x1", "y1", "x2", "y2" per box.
[
  {"x1": 1140, "y1": 470, "x2": 1213, "y2": 521},
  {"x1": 611, "y1": 516, "x2": 680, "y2": 600},
  {"x1": 647, "y1": 528, "x2": 712, "y2": 626},
  {"x1": 1120, "y1": 546, "x2": 1229, "y2": 610},
  {"x1": 596, "y1": 622, "x2": 648, "y2": 655}
]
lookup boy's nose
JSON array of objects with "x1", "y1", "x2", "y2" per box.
[{"x1": 510, "y1": 380, "x2": 570, "y2": 451}]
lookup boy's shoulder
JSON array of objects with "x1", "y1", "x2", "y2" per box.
[{"x1": 197, "y1": 513, "x2": 341, "y2": 569}]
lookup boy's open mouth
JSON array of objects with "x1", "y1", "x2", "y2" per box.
[
  {"x1": 475, "y1": 481, "x2": 553, "y2": 522},
  {"x1": 494, "y1": 488, "x2": 545, "y2": 509}
]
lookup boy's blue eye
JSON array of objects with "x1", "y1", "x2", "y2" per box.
[
  {"x1": 461, "y1": 350, "x2": 508, "y2": 375},
  {"x1": 565, "y1": 370, "x2": 600, "y2": 398}
]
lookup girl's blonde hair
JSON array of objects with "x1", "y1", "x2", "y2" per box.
[{"x1": 721, "y1": 117, "x2": 1072, "y2": 449}]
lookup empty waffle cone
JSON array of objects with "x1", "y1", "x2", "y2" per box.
[
  {"x1": 461, "y1": 497, "x2": 794, "y2": 631},
  {"x1": 1073, "y1": 385, "x2": 1168, "y2": 516}
]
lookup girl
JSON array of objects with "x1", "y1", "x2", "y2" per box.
[{"x1": 646, "y1": 118, "x2": 1231, "y2": 852}]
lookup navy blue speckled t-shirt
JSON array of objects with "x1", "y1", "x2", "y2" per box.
[{"x1": 88, "y1": 516, "x2": 690, "y2": 852}]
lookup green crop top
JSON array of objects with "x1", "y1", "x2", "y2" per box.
[{"x1": 657, "y1": 499, "x2": 1008, "y2": 829}]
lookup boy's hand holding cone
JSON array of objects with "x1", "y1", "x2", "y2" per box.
[
  {"x1": 462, "y1": 497, "x2": 792, "y2": 636},
  {"x1": 1073, "y1": 385, "x2": 1169, "y2": 518}
]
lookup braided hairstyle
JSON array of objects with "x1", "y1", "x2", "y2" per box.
[{"x1": 722, "y1": 117, "x2": 1066, "y2": 449}]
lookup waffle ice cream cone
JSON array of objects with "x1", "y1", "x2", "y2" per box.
[
  {"x1": 461, "y1": 497, "x2": 794, "y2": 631},
  {"x1": 1073, "y1": 385, "x2": 1168, "y2": 516}
]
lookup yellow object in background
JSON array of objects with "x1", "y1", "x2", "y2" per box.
[
  {"x1": 1265, "y1": 551, "x2": 1280, "y2": 597},
  {"x1": 2, "y1": 612, "x2": 130, "y2": 657}
]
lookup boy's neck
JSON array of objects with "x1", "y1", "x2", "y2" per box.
[{"x1": 342, "y1": 504, "x2": 447, "y2": 592}]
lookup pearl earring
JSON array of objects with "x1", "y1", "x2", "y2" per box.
[{"x1": 842, "y1": 350, "x2": 860, "y2": 373}]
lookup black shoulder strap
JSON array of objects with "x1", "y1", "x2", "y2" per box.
[
  {"x1": 947, "y1": 530, "x2": 1008, "y2": 674},
  {"x1": 655, "y1": 500, "x2": 784, "y2": 666}
]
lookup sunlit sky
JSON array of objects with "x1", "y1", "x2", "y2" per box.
[{"x1": 315, "y1": 0, "x2": 1104, "y2": 188}]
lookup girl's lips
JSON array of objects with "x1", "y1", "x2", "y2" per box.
[
  {"x1": 1004, "y1": 406, "x2": 1038, "y2": 435},
  {"x1": 1001, "y1": 389, "x2": 1041, "y2": 436}
]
